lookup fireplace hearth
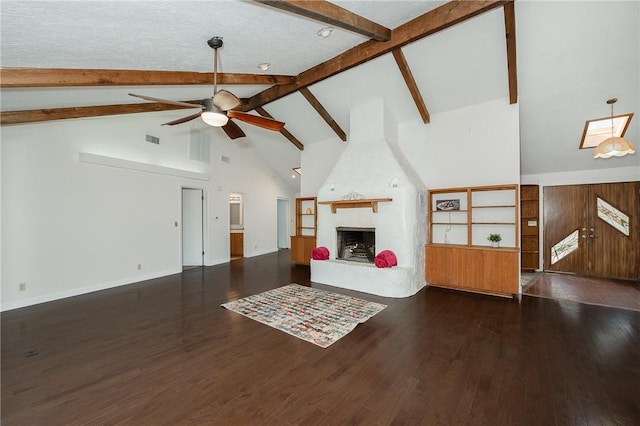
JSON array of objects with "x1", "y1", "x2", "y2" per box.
[{"x1": 337, "y1": 227, "x2": 375, "y2": 263}]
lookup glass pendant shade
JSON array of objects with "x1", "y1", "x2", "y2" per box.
[
  {"x1": 201, "y1": 111, "x2": 228, "y2": 127},
  {"x1": 593, "y1": 136, "x2": 636, "y2": 158},
  {"x1": 593, "y1": 98, "x2": 635, "y2": 159}
]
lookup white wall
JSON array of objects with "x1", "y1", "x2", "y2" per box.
[
  {"x1": 302, "y1": 96, "x2": 521, "y2": 203},
  {"x1": 1, "y1": 112, "x2": 296, "y2": 310},
  {"x1": 300, "y1": 137, "x2": 346, "y2": 197},
  {"x1": 306, "y1": 100, "x2": 520, "y2": 206},
  {"x1": 399, "y1": 97, "x2": 521, "y2": 189},
  {"x1": 304, "y1": 95, "x2": 529, "y2": 298},
  {"x1": 209, "y1": 137, "x2": 295, "y2": 259},
  {"x1": 521, "y1": 166, "x2": 640, "y2": 187}
]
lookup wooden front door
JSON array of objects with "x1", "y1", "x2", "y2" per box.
[
  {"x1": 543, "y1": 182, "x2": 640, "y2": 280},
  {"x1": 544, "y1": 185, "x2": 590, "y2": 275},
  {"x1": 590, "y1": 182, "x2": 640, "y2": 279}
]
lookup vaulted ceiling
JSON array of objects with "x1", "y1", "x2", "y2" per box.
[{"x1": 1, "y1": 0, "x2": 638, "y2": 190}]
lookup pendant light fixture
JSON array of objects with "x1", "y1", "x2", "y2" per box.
[{"x1": 593, "y1": 98, "x2": 636, "y2": 158}]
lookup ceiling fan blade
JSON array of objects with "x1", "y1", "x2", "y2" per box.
[
  {"x1": 129, "y1": 93, "x2": 203, "y2": 109},
  {"x1": 221, "y1": 119, "x2": 246, "y2": 140},
  {"x1": 161, "y1": 112, "x2": 203, "y2": 126},
  {"x1": 213, "y1": 89, "x2": 241, "y2": 111},
  {"x1": 227, "y1": 110, "x2": 285, "y2": 131}
]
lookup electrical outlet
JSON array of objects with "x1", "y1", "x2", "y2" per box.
[
  {"x1": 18, "y1": 282, "x2": 26, "y2": 292},
  {"x1": 137, "y1": 264, "x2": 142, "y2": 271}
]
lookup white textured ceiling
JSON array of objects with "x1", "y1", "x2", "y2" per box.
[
  {"x1": 0, "y1": 1, "x2": 440, "y2": 73},
  {"x1": 1, "y1": 0, "x2": 639, "y2": 189}
]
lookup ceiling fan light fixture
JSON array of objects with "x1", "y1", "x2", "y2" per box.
[
  {"x1": 594, "y1": 98, "x2": 636, "y2": 159},
  {"x1": 201, "y1": 111, "x2": 228, "y2": 127}
]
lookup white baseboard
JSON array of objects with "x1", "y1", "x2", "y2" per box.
[
  {"x1": 2, "y1": 250, "x2": 284, "y2": 312},
  {"x1": 207, "y1": 258, "x2": 230, "y2": 266},
  {"x1": 245, "y1": 247, "x2": 279, "y2": 258},
  {"x1": 1, "y1": 268, "x2": 182, "y2": 312}
]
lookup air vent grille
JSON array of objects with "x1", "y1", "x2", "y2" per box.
[
  {"x1": 145, "y1": 134, "x2": 160, "y2": 144},
  {"x1": 189, "y1": 129, "x2": 211, "y2": 163}
]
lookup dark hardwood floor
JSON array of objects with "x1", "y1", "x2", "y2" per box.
[{"x1": 2, "y1": 250, "x2": 640, "y2": 425}]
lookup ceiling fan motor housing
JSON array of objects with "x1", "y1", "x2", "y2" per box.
[
  {"x1": 207, "y1": 36, "x2": 223, "y2": 49},
  {"x1": 201, "y1": 97, "x2": 219, "y2": 112}
]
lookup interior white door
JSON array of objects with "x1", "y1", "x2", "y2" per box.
[
  {"x1": 182, "y1": 188, "x2": 203, "y2": 266},
  {"x1": 277, "y1": 198, "x2": 288, "y2": 249}
]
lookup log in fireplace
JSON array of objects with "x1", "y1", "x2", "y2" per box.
[{"x1": 336, "y1": 227, "x2": 375, "y2": 263}]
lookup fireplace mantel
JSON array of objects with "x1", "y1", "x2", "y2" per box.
[{"x1": 318, "y1": 198, "x2": 392, "y2": 213}]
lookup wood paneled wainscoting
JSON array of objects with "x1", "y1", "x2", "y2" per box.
[
  {"x1": 426, "y1": 245, "x2": 519, "y2": 296},
  {"x1": 290, "y1": 235, "x2": 316, "y2": 265},
  {"x1": 230, "y1": 231, "x2": 243, "y2": 257}
]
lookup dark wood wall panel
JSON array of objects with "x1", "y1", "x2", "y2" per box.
[{"x1": 520, "y1": 184, "x2": 539, "y2": 271}]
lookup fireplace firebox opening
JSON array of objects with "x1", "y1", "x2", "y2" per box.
[{"x1": 337, "y1": 227, "x2": 375, "y2": 263}]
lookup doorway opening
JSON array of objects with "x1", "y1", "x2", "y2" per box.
[
  {"x1": 277, "y1": 198, "x2": 289, "y2": 249},
  {"x1": 230, "y1": 193, "x2": 244, "y2": 259}
]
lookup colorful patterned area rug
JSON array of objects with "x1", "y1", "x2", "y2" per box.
[{"x1": 221, "y1": 283, "x2": 387, "y2": 348}]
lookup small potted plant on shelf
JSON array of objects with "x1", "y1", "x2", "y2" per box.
[{"x1": 487, "y1": 233, "x2": 502, "y2": 248}]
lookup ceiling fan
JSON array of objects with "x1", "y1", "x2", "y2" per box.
[{"x1": 129, "y1": 36, "x2": 284, "y2": 140}]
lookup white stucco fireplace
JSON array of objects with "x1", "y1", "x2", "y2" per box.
[{"x1": 310, "y1": 99, "x2": 427, "y2": 298}]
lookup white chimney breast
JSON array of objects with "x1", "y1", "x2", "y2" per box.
[{"x1": 311, "y1": 99, "x2": 427, "y2": 297}]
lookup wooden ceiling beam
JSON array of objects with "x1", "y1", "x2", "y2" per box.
[
  {"x1": 503, "y1": 1, "x2": 518, "y2": 104},
  {"x1": 253, "y1": 0, "x2": 391, "y2": 41},
  {"x1": 255, "y1": 106, "x2": 304, "y2": 151},
  {"x1": 1, "y1": 1, "x2": 513, "y2": 128},
  {"x1": 392, "y1": 48, "x2": 430, "y2": 124},
  {"x1": 299, "y1": 87, "x2": 347, "y2": 141},
  {"x1": 241, "y1": 0, "x2": 509, "y2": 112},
  {"x1": 0, "y1": 102, "x2": 196, "y2": 125},
  {"x1": 0, "y1": 68, "x2": 295, "y2": 88}
]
